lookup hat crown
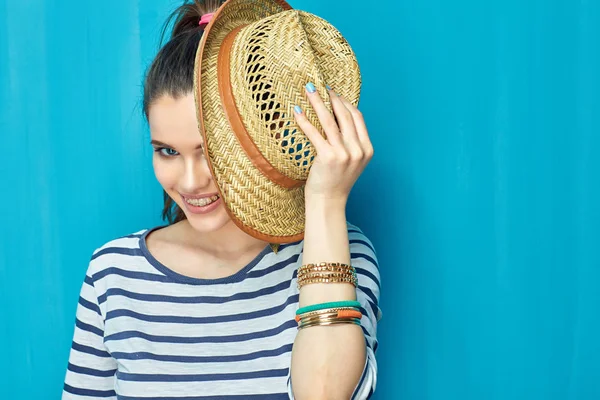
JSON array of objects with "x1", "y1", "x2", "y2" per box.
[{"x1": 230, "y1": 9, "x2": 361, "y2": 182}]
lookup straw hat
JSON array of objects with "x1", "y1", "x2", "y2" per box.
[{"x1": 193, "y1": 0, "x2": 361, "y2": 244}]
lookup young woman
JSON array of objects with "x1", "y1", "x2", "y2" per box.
[{"x1": 63, "y1": 0, "x2": 381, "y2": 399}]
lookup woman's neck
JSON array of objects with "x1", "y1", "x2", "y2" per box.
[{"x1": 177, "y1": 219, "x2": 268, "y2": 257}]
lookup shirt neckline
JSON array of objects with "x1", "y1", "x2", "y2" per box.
[{"x1": 138, "y1": 226, "x2": 273, "y2": 285}]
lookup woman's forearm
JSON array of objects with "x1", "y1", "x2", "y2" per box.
[{"x1": 290, "y1": 197, "x2": 367, "y2": 400}]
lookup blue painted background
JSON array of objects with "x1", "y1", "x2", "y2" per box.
[{"x1": 1, "y1": 0, "x2": 599, "y2": 398}]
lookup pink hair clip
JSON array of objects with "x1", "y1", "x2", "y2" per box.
[{"x1": 199, "y1": 13, "x2": 215, "y2": 27}]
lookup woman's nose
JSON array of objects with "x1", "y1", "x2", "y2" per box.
[{"x1": 180, "y1": 157, "x2": 211, "y2": 192}]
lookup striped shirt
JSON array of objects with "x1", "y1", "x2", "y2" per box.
[{"x1": 63, "y1": 222, "x2": 381, "y2": 399}]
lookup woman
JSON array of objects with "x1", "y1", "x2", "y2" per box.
[{"x1": 63, "y1": 0, "x2": 381, "y2": 398}]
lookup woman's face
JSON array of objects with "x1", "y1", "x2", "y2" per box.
[{"x1": 148, "y1": 93, "x2": 231, "y2": 233}]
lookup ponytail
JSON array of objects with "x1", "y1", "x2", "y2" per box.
[
  {"x1": 160, "y1": 0, "x2": 223, "y2": 43},
  {"x1": 170, "y1": 0, "x2": 223, "y2": 39}
]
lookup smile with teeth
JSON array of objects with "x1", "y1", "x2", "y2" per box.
[{"x1": 184, "y1": 195, "x2": 220, "y2": 207}]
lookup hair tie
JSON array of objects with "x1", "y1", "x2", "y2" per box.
[{"x1": 199, "y1": 13, "x2": 215, "y2": 28}]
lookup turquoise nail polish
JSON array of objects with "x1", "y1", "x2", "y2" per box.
[
  {"x1": 294, "y1": 105, "x2": 303, "y2": 114},
  {"x1": 326, "y1": 85, "x2": 332, "y2": 90},
  {"x1": 305, "y1": 82, "x2": 316, "y2": 93}
]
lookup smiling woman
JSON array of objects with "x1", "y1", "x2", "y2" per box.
[
  {"x1": 61, "y1": 0, "x2": 381, "y2": 399},
  {"x1": 147, "y1": 93, "x2": 232, "y2": 235}
]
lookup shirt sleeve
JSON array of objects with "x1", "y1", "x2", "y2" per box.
[
  {"x1": 287, "y1": 224, "x2": 382, "y2": 399},
  {"x1": 348, "y1": 225, "x2": 381, "y2": 399},
  {"x1": 62, "y1": 258, "x2": 117, "y2": 399}
]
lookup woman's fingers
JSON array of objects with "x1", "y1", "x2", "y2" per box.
[
  {"x1": 294, "y1": 83, "x2": 373, "y2": 168},
  {"x1": 328, "y1": 87, "x2": 364, "y2": 160},
  {"x1": 293, "y1": 105, "x2": 329, "y2": 153},
  {"x1": 337, "y1": 95, "x2": 374, "y2": 160},
  {"x1": 303, "y1": 82, "x2": 343, "y2": 147}
]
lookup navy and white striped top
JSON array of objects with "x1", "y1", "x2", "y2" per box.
[{"x1": 63, "y1": 222, "x2": 381, "y2": 399}]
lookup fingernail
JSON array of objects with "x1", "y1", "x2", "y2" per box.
[
  {"x1": 305, "y1": 82, "x2": 316, "y2": 93},
  {"x1": 326, "y1": 85, "x2": 332, "y2": 90},
  {"x1": 294, "y1": 105, "x2": 303, "y2": 114}
]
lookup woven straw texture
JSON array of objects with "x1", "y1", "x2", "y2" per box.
[{"x1": 195, "y1": 0, "x2": 361, "y2": 243}]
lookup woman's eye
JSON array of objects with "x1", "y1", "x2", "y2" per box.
[{"x1": 155, "y1": 147, "x2": 179, "y2": 157}]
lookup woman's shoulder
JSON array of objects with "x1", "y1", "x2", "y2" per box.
[
  {"x1": 85, "y1": 228, "x2": 155, "y2": 274},
  {"x1": 92, "y1": 228, "x2": 149, "y2": 253}
]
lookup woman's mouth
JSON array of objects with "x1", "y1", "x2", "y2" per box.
[
  {"x1": 181, "y1": 194, "x2": 222, "y2": 214},
  {"x1": 184, "y1": 195, "x2": 219, "y2": 207}
]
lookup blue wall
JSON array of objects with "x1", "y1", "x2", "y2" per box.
[{"x1": 1, "y1": 0, "x2": 599, "y2": 398}]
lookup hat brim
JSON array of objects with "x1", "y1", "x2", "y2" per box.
[{"x1": 194, "y1": 0, "x2": 306, "y2": 244}]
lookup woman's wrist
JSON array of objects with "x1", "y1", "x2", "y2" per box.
[
  {"x1": 302, "y1": 201, "x2": 349, "y2": 262},
  {"x1": 300, "y1": 193, "x2": 353, "y2": 307},
  {"x1": 304, "y1": 194, "x2": 347, "y2": 217}
]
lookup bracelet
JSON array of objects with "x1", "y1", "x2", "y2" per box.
[
  {"x1": 298, "y1": 263, "x2": 356, "y2": 277},
  {"x1": 294, "y1": 307, "x2": 358, "y2": 322},
  {"x1": 299, "y1": 262, "x2": 352, "y2": 270},
  {"x1": 297, "y1": 262, "x2": 358, "y2": 288},
  {"x1": 298, "y1": 263, "x2": 355, "y2": 275},
  {"x1": 298, "y1": 271, "x2": 357, "y2": 281},
  {"x1": 295, "y1": 302, "x2": 363, "y2": 330},
  {"x1": 298, "y1": 275, "x2": 358, "y2": 288},
  {"x1": 299, "y1": 317, "x2": 360, "y2": 329},
  {"x1": 296, "y1": 300, "x2": 361, "y2": 316},
  {"x1": 299, "y1": 271, "x2": 356, "y2": 280},
  {"x1": 298, "y1": 311, "x2": 363, "y2": 325},
  {"x1": 298, "y1": 319, "x2": 361, "y2": 330},
  {"x1": 296, "y1": 309, "x2": 362, "y2": 323}
]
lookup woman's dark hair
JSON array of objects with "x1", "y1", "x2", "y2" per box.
[{"x1": 143, "y1": 0, "x2": 225, "y2": 224}]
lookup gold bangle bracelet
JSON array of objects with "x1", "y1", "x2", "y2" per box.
[
  {"x1": 297, "y1": 307, "x2": 358, "y2": 319},
  {"x1": 298, "y1": 309, "x2": 362, "y2": 322},
  {"x1": 297, "y1": 312, "x2": 362, "y2": 324},
  {"x1": 298, "y1": 271, "x2": 357, "y2": 279},
  {"x1": 299, "y1": 320, "x2": 361, "y2": 330},
  {"x1": 299, "y1": 316, "x2": 360, "y2": 327},
  {"x1": 297, "y1": 262, "x2": 358, "y2": 289},
  {"x1": 298, "y1": 279, "x2": 357, "y2": 288},
  {"x1": 297, "y1": 276, "x2": 357, "y2": 287},
  {"x1": 298, "y1": 313, "x2": 339, "y2": 322},
  {"x1": 299, "y1": 315, "x2": 348, "y2": 325},
  {"x1": 297, "y1": 273, "x2": 357, "y2": 282},
  {"x1": 298, "y1": 269, "x2": 356, "y2": 278},
  {"x1": 298, "y1": 319, "x2": 361, "y2": 330},
  {"x1": 298, "y1": 270, "x2": 357, "y2": 279},
  {"x1": 297, "y1": 276, "x2": 358, "y2": 288},
  {"x1": 298, "y1": 266, "x2": 356, "y2": 274},
  {"x1": 298, "y1": 265, "x2": 355, "y2": 274},
  {"x1": 299, "y1": 262, "x2": 353, "y2": 269}
]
